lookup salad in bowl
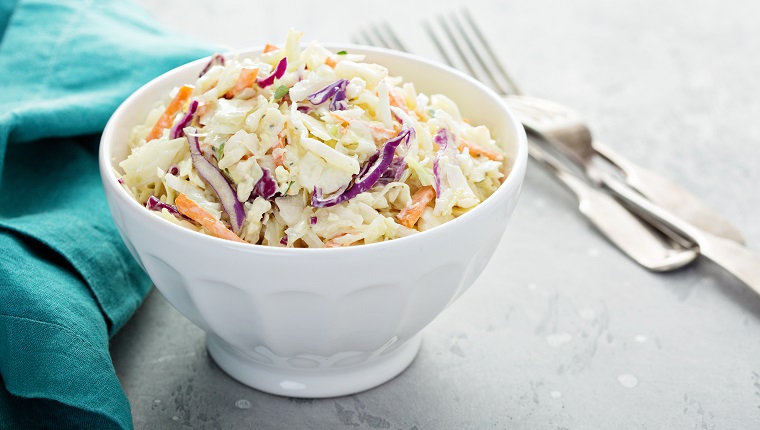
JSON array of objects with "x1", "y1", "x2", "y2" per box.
[{"x1": 118, "y1": 29, "x2": 507, "y2": 248}]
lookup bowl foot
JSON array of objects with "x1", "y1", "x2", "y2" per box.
[{"x1": 206, "y1": 334, "x2": 421, "y2": 398}]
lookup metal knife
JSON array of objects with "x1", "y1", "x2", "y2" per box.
[
  {"x1": 600, "y1": 169, "x2": 760, "y2": 293},
  {"x1": 527, "y1": 141, "x2": 698, "y2": 272}
]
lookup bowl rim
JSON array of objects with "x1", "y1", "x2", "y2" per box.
[{"x1": 99, "y1": 43, "x2": 528, "y2": 255}]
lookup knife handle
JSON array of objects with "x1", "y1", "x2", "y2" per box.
[
  {"x1": 593, "y1": 141, "x2": 745, "y2": 244},
  {"x1": 697, "y1": 231, "x2": 760, "y2": 293},
  {"x1": 528, "y1": 144, "x2": 698, "y2": 272}
]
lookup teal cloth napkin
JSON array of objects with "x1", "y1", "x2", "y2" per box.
[{"x1": 0, "y1": 0, "x2": 213, "y2": 428}]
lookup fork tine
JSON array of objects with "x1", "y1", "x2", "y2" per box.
[
  {"x1": 355, "y1": 29, "x2": 374, "y2": 47},
  {"x1": 449, "y1": 12, "x2": 512, "y2": 96},
  {"x1": 381, "y1": 23, "x2": 408, "y2": 52},
  {"x1": 370, "y1": 25, "x2": 394, "y2": 50},
  {"x1": 360, "y1": 23, "x2": 408, "y2": 52},
  {"x1": 460, "y1": 9, "x2": 524, "y2": 95},
  {"x1": 436, "y1": 15, "x2": 482, "y2": 80},
  {"x1": 424, "y1": 21, "x2": 456, "y2": 68}
]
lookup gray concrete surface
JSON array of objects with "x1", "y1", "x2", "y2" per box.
[{"x1": 111, "y1": 1, "x2": 760, "y2": 428}]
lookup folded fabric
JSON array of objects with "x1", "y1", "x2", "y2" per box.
[{"x1": 0, "y1": 0, "x2": 214, "y2": 428}]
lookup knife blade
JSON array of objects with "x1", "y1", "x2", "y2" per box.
[{"x1": 594, "y1": 141, "x2": 745, "y2": 244}]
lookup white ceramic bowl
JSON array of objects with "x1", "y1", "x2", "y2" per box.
[{"x1": 99, "y1": 45, "x2": 528, "y2": 398}]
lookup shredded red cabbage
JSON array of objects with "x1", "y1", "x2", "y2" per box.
[
  {"x1": 184, "y1": 127, "x2": 246, "y2": 233},
  {"x1": 312, "y1": 128, "x2": 413, "y2": 208},
  {"x1": 329, "y1": 86, "x2": 348, "y2": 111},
  {"x1": 146, "y1": 196, "x2": 181, "y2": 217},
  {"x1": 307, "y1": 79, "x2": 347, "y2": 104},
  {"x1": 280, "y1": 235, "x2": 288, "y2": 246},
  {"x1": 249, "y1": 168, "x2": 278, "y2": 201},
  {"x1": 310, "y1": 216, "x2": 317, "y2": 225},
  {"x1": 199, "y1": 54, "x2": 225, "y2": 78},
  {"x1": 170, "y1": 99, "x2": 199, "y2": 139},
  {"x1": 307, "y1": 79, "x2": 349, "y2": 111},
  {"x1": 168, "y1": 164, "x2": 180, "y2": 176},
  {"x1": 376, "y1": 157, "x2": 407, "y2": 186},
  {"x1": 257, "y1": 57, "x2": 287, "y2": 88},
  {"x1": 432, "y1": 128, "x2": 454, "y2": 196},
  {"x1": 391, "y1": 110, "x2": 416, "y2": 148},
  {"x1": 405, "y1": 126, "x2": 416, "y2": 147},
  {"x1": 392, "y1": 159, "x2": 407, "y2": 181}
]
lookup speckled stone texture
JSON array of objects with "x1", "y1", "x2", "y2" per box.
[{"x1": 112, "y1": 0, "x2": 760, "y2": 428}]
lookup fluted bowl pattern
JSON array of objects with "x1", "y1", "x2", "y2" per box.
[{"x1": 99, "y1": 45, "x2": 528, "y2": 398}]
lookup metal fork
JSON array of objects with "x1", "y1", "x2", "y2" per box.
[
  {"x1": 354, "y1": 21, "x2": 698, "y2": 272},
  {"x1": 414, "y1": 11, "x2": 760, "y2": 292},
  {"x1": 426, "y1": 10, "x2": 744, "y2": 245}
]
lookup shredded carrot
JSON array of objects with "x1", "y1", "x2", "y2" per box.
[
  {"x1": 396, "y1": 186, "x2": 435, "y2": 228},
  {"x1": 272, "y1": 131, "x2": 287, "y2": 167},
  {"x1": 330, "y1": 111, "x2": 396, "y2": 140},
  {"x1": 458, "y1": 139, "x2": 504, "y2": 161},
  {"x1": 330, "y1": 110, "x2": 353, "y2": 124},
  {"x1": 325, "y1": 233, "x2": 362, "y2": 248},
  {"x1": 263, "y1": 44, "x2": 279, "y2": 53},
  {"x1": 175, "y1": 193, "x2": 246, "y2": 243},
  {"x1": 225, "y1": 67, "x2": 259, "y2": 98},
  {"x1": 325, "y1": 56, "x2": 337, "y2": 68},
  {"x1": 196, "y1": 101, "x2": 212, "y2": 118},
  {"x1": 146, "y1": 85, "x2": 194, "y2": 141},
  {"x1": 388, "y1": 86, "x2": 409, "y2": 113},
  {"x1": 325, "y1": 234, "x2": 348, "y2": 248},
  {"x1": 368, "y1": 123, "x2": 396, "y2": 140},
  {"x1": 388, "y1": 86, "x2": 422, "y2": 120}
]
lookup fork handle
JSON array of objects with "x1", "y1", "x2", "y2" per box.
[{"x1": 593, "y1": 141, "x2": 745, "y2": 244}]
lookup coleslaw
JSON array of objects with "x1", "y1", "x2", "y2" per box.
[{"x1": 117, "y1": 30, "x2": 508, "y2": 248}]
